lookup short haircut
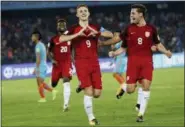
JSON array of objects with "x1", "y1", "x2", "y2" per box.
[
  {"x1": 32, "y1": 30, "x2": 42, "y2": 40},
  {"x1": 131, "y1": 4, "x2": 147, "y2": 17},
  {"x1": 76, "y1": 4, "x2": 88, "y2": 10},
  {"x1": 57, "y1": 18, "x2": 66, "y2": 23}
]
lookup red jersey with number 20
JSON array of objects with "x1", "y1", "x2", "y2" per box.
[
  {"x1": 48, "y1": 32, "x2": 71, "y2": 62},
  {"x1": 68, "y1": 24, "x2": 101, "y2": 62}
]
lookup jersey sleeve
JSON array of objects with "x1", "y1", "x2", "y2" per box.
[
  {"x1": 36, "y1": 45, "x2": 40, "y2": 53},
  {"x1": 67, "y1": 25, "x2": 76, "y2": 35},
  {"x1": 151, "y1": 25, "x2": 160, "y2": 44},
  {"x1": 120, "y1": 26, "x2": 129, "y2": 48}
]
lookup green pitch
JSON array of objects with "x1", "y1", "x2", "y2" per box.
[{"x1": 2, "y1": 68, "x2": 184, "y2": 126}]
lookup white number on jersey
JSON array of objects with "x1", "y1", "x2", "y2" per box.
[
  {"x1": 60, "y1": 46, "x2": 68, "y2": 53},
  {"x1": 86, "y1": 40, "x2": 91, "y2": 48},
  {"x1": 137, "y1": 37, "x2": 143, "y2": 45}
]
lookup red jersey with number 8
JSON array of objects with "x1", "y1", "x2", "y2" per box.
[{"x1": 119, "y1": 24, "x2": 160, "y2": 84}]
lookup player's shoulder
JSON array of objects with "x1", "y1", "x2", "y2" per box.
[
  {"x1": 89, "y1": 23, "x2": 101, "y2": 30},
  {"x1": 50, "y1": 35, "x2": 59, "y2": 41},
  {"x1": 146, "y1": 23, "x2": 157, "y2": 30},
  {"x1": 69, "y1": 24, "x2": 79, "y2": 29}
]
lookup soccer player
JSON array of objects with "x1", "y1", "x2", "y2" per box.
[
  {"x1": 110, "y1": 40, "x2": 126, "y2": 86},
  {"x1": 59, "y1": 4, "x2": 113, "y2": 125},
  {"x1": 32, "y1": 31, "x2": 57, "y2": 103},
  {"x1": 99, "y1": 4, "x2": 172, "y2": 122},
  {"x1": 47, "y1": 19, "x2": 72, "y2": 111}
]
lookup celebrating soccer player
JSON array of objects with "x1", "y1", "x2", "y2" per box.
[
  {"x1": 32, "y1": 31, "x2": 57, "y2": 103},
  {"x1": 47, "y1": 19, "x2": 73, "y2": 111},
  {"x1": 59, "y1": 4, "x2": 113, "y2": 125},
  {"x1": 100, "y1": 4, "x2": 172, "y2": 122}
]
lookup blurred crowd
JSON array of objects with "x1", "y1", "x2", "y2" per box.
[{"x1": 1, "y1": 5, "x2": 185, "y2": 65}]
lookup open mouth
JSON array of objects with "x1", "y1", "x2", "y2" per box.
[{"x1": 82, "y1": 14, "x2": 86, "y2": 17}]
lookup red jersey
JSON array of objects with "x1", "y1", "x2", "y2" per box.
[
  {"x1": 48, "y1": 33, "x2": 71, "y2": 62},
  {"x1": 120, "y1": 24, "x2": 160, "y2": 61},
  {"x1": 68, "y1": 24, "x2": 101, "y2": 61}
]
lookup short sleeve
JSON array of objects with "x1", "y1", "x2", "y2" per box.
[
  {"x1": 36, "y1": 47, "x2": 40, "y2": 53},
  {"x1": 67, "y1": 25, "x2": 77, "y2": 35},
  {"x1": 152, "y1": 25, "x2": 160, "y2": 44},
  {"x1": 120, "y1": 26, "x2": 129, "y2": 48}
]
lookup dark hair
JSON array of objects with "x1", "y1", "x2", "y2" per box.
[
  {"x1": 57, "y1": 18, "x2": 66, "y2": 23},
  {"x1": 32, "y1": 30, "x2": 42, "y2": 40},
  {"x1": 76, "y1": 4, "x2": 88, "y2": 10},
  {"x1": 131, "y1": 4, "x2": 147, "y2": 17}
]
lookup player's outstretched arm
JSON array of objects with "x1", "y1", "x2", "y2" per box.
[
  {"x1": 109, "y1": 47, "x2": 126, "y2": 57},
  {"x1": 100, "y1": 32, "x2": 121, "y2": 46},
  {"x1": 100, "y1": 31, "x2": 113, "y2": 38},
  {"x1": 87, "y1": 26, "x2": 113, "y2": 38},
  {"x1": 59, "y1": 27, "x2": 86, "y2": 42},
  {"x1": 156, "y1": 43, "x2": 172, "y2": 58}
]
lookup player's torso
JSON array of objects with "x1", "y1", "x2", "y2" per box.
[
  {"x1": 52, "y1": 35, "x2": 71, "y2": 62},
  {"x1": 71, "y1": 24, "x2": 99, "y2": 62},
  {"x1": 126, "y1": 24, "x2": 154, "y2": 60},
  {"x1": 35, "y1": 42, "x2": 47, "y2": 66}
]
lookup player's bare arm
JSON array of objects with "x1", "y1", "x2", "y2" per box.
[
  {"x1": 100, "y1": 32, "x2": 121, "y2": 46},
  {"x1": 87, "y1": 25, "x2": 113, "y2": 38},
  {"x1": 156, "y1": 42, "x2": 172, "y2": 58},
  {"x1": 47, "y1": 42, "x2": 58, "y2": 65},
  {"x1": 109, "y1": 47, "x2": 126, "y2": 57},
  {"x1": 59, "y1": 27, "x2": 86, "y2": 42}
]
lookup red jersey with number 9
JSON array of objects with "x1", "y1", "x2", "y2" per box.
[
  {"x1": 48, "y1": 32, "x2": 71, "y2": 62},
  {"x1": 68, "y1": 24, "x2": 101, "y2": 61}
]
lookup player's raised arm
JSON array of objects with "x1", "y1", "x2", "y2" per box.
[
  {"x1": 59, "y1": 27, "x2": 86, "y2": 42},
  {"x1": 87, "y1": 26, "x2": 113, "y2": 38}
]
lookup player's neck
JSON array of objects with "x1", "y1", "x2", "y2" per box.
[
  {"x1": 79, "y1": 20, "x2": 88, "y2": 27},
  {"x1": 35, "y1": 40, "x2": 40, "y2": 44},
  {"x1": 137, "y1": 18, "x2": 146, "y2": 27}
]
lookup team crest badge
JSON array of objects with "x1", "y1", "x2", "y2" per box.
[{"x1": 145, "y1": 31, "x2": 150, "y2": 37}]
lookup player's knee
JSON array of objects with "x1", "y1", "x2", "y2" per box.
[
  {"x1": 63, "y1": 77, "x2": 70, "y2": 83},
  {"x1": 127, "y1": 86, "x2": 135, "y2": 94}
]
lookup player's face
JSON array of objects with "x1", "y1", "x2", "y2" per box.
[
  {"x1": 31, "y1": 34, "x2": 38, "y2": 43},
  {"x1": 57, "y1": 22, "x2": 66, "y2": 32},
  {"x1": 130, "y1": 8, "x2": 142, "y2": 24},
  {"x1": 76, "y1": 7, "x2": 90, "y2": 21}
]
